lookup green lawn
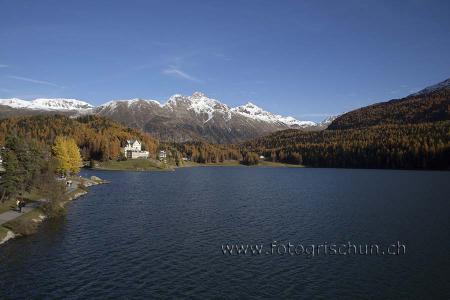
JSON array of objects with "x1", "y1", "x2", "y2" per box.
[
  {"x1": 181, "y1": 160, "x2": 241, "y2": 167},
  {"x1": 257, "y1": 161, "x2": 304, "y2": 168},
  {"x1": 93, "y1": 158, "x2": 304, "y2": 171},
  {"x1": 95, "y1": 158, "x2": 172, "y2": 171},
  {"x1": 0, "y1": 198, "x2": 16, "y2": 214},
  {"x1": 0, "y1": 190, "x2": 43, "y2": 214}
]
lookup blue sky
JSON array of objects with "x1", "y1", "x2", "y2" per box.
[{"x1": 0, "y1": 0, "x2": 449, "y2": 121}]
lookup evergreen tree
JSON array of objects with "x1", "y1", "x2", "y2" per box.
[{"x1": 0, "y1": 150, "x2": 19, "y2": 202}]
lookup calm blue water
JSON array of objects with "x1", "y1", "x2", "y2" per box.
[{"x1": 0, "y1": 167, "x2": 449, "y2": 299}]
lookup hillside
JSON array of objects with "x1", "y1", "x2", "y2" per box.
[
  {"x1": 0, "y1": 115, "x2": 158, "y2": 161},
  {"x1": 328, "y1": 78, "x2": 450, "y2": 129},
  {"x1": 242, "y1": 78, "x2": 450, "y2": 170},
  {"x1": 243, "y1": 122, "x2": 450, "y2": 170}
]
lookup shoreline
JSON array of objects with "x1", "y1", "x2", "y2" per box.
[
  {"x1": 90, "y1": 159, "x2": 304, "y2": 172},
  {"x1": 0, "y1": 176, "x2": 107, "y2": 246},
  {"x1": 88, "y1": 161, "x2": 449, "y2": 173}
]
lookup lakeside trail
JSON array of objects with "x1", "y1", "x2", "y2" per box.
[
  {"x1": 0, "y1": 176, "x2": 105, "y2": 245},
  {"x1": 0, "y1": 201, "x2": 41, "y2": 225},
  {"x1": 0, "y1": 181, "x2": 79, "y2": 226}
]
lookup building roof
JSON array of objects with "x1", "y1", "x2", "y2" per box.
[{"x1": 126, "y1": 139, "x2": 141, "y2": 145}]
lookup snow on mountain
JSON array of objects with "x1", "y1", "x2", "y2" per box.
[
  {"x1": 99, "y1": 93, "x2": 315, "y2": 126},
  {"x1": 0, "y1": 98, "x2": 36, "y2": 109},
  {"x1": 231, "y1": 102, "x2": 316, "y2": 127},
  {"x1": 1, "y1": 92, "x2": 317, "y2": 128},
  {"x1": 100, "y1": 98, "x2": 162, "y2": 110},
  {"x1": 187, "y1": 92, "x2": 232, "y2": 122},
  {"x1": 318, "y1": 115, "x2": 338, "y2": 127},
  {"x1": 0, "y1": 98, "x2": 93, "y2": 111},
  {"x1": 410, "y1": 78, "x2": 450, "y2": 96}
]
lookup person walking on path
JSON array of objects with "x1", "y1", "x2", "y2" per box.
[
  {"x1": 20, "y1": 200, "x2": 26, "y2": 213},
  {"x1": 16, "y1": 199, "x2": 21, "y2": 213}
]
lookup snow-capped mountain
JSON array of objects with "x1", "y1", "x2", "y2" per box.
[
  {"x1": 0, "y1": 98, "x2": 93, "y2": 111},
  {"x1": 93, "y1": 92, "x2": 321, "y2": 143},
  {"x1": 317, "y1": 115, "x2": 338, "y2": 128},
  {"x1": 0, "y1": 92, "x2": 323, "y2": 143},
  {"x1": 231, "y1": 102, "x2": 316, "y2": 128},
  {"x1": 97, "y1": 93, "x2": 316, "y2": 127}
]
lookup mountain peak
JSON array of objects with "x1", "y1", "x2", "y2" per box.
[
  {"x1": 242, "y1": 102, "x2": 259, "y2": 108},
  {"x1": 410, "y1": 78, "x2": 450, "y2": 96},
  {"x1": 191, "y1": 91, "x2": 207, "y2": 98}
]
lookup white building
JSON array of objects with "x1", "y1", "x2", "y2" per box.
[
  {"x1": 123, "y1": 140, "x2": 149, "y2": 159},
  {"x1": 159, "y1": 150, "x2": 167, "y2": 162},
  {"x1": 124, "y1": 140, "x2": 142, "y2": 152}
]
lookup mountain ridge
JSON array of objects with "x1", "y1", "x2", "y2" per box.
[
  {"x1": 0, "y1": 92, "x2": 331, "y2": 143},
  {"x1": 0, "y1": 92, "x2": 320, "y2": 127}
]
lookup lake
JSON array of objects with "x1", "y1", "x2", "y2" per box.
[{"x1": 1, "y1": 167, "x2": 449, "y2": 299}]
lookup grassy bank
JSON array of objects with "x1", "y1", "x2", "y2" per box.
[
  {"x1": 0, "y1": 226, "x2": 10, "y2": 243},
  {"x1": 93, "y1": 158, "x2": 172, "y2": 171},
  {"x1": 2, "y1": 208, "x2": 46, "y2": 236},
  {"x1": 180, "y1": 160, "x2": 304, "y2": 168},
  {"x1": 93, "y1": 158, "x2": 305, "y2": 170}
]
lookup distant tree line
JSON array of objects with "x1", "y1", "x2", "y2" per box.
[
  {"x1": 175, "y1": 141, "x2": 242, "y2": 163},
  {"x1": 170, "y1": 142, "x2": 266, "y2": 166},
  {"x1": 242, "y1": 121, "x2": 450, "y2": 170}
]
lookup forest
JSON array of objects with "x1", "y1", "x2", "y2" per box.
[
  {"x1": 1, "y1": 112, "x2": 449, "y2": 170},
  {"x1": 0, "y1": 115, "x2": 159, "y2": 161},
  {"x1": 172, "y1": 141, "x2": 242, "y2": 163},
  {"x1": 242, "y1": 121, "x2": 450, "y2": 170},
  {"x1": 329, "y1": 88, "x2": 449, "y2": 130}
]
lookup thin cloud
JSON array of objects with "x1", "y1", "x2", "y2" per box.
[
  {"x1": 7, "y1": 75, "x2": 60, "y2": 87},
  {"x1": 162, "y1": 66, "x2": 203, "y2": 83},
  {"x1": 0, "y1": 64, "x2": 8, "y2": 68}
]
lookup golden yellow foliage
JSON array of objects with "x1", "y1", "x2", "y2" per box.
[{"x1": 52, "y1": 136, "x2": 82, "y2": 175}]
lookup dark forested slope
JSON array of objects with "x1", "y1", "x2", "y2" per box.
[
  {"x1": 243, "y1": 79, "x2": 450, "y2": 170},
  {"x1": 243, "y1": 122, "x2": 450, "y2": 169},
  {"x1": 329, "y1": 79, "x2": 449, "y2": 130}
]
